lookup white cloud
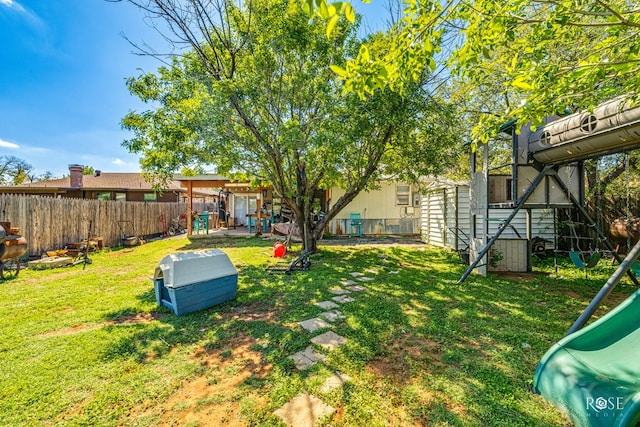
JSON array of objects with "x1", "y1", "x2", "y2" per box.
[
  {"x1": 0, "y1": 138, "x2": 19, "y2": 149},
  {"x1": 0, "y1": 0, "x2": 26, "y2": 12},
  {"x1": 113, "y1": 158, "x2": 125, "y2": 165}
]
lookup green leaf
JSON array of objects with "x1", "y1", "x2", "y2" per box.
[
  {"x1": 329, "y1": 64, "x2": 348, "y2": 77},
  {"x1": 359, "y1": 45, "x2": 370, "y2": 63},
  {"x1": 344, "y1": 3, "x2": 355, "y2": 22},
  {"x1": 317, "y1": 0, "x2": 329, "y2": 18},
  {"x1": 327, "y1": 14, "x2": 339, "y2": 37},
  {"x1": 512, "y1": 77, "x2": 533, "y2": 91}
]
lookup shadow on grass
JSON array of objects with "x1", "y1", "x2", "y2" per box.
[{"x1": 95, "y1": 241, "x2": 613, "y2": 425}]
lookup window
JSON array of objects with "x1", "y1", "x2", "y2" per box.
[
  {"x1": 115, "y1": 192, "x2": 126, "y2": 202},
  {"x1": 96, "y1": 192, "x2": 111, "y2": 201},
  {"x1": 248, "y1": 196, "x2": 257, "y2": 213},
  {"x1": 144, "y1": 193, "x2": 157, "y2": 202},
  {"x1": 396, "y1": 185, "x2": 410, "y2": 205},
  {"x1": 540, "y1": 131, "x2": 551, "y2": 145}
]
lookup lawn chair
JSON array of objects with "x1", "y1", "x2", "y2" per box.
[{"x1": 349, "y1": 213, "x2": 362, "y2": 238}]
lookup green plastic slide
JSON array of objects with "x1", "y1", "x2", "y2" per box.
[{"x1": 533, "y1": 289, "x2": 640, "y2": 426}]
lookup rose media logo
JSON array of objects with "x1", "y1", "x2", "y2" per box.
[{"x1": 586, "y1": 396, "x2": 624, "y2": 418}]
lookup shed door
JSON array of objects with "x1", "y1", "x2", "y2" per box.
[{"x1": 444, "y1": 188, "x2": 457, "y2": 249}]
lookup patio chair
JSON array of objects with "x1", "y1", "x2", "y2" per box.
[{"x1": 349, "y1": 212, "x2": 363, "y2": 238}]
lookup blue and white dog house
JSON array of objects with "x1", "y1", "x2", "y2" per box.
[{"x1": 153, "y1": 249, "x2": 238, "y2": 316}]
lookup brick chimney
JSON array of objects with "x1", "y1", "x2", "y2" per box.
[{"x1": 69, "y1": 164, "x2": 84, "y2": 188}]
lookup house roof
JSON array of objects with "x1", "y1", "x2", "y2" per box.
[{"x1": 2, "y1": 172, "x2": 215, "y2": 196}]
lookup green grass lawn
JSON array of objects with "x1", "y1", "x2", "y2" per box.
[{"x1": 1, "y1": 236, "x2": 634, "y2": 426}]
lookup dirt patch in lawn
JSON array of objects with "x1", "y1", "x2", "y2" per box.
[
  {"x1": 108, "y1": 311, "x2": 167, "y2": 324},
  {"x1": 39, "y1": 323, "x2": 104, "y2": 338},
  {"x1": 132, "y1": 334, "x2": 271, "y2": 426},
  {"x1": 367, "y1": 334, "x2": 443, "y2": 383},
  {"x1": 223, "y1": 301, "x2": 280, "y2": 323},
  {"x1": 366, "y1": 334, "x2": 467, "y2": 424},
  {"x1": 39, "y1": 312, "x2": 166, "y2": 338}
]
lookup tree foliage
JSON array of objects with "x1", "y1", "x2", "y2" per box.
[
  {"x1": 315, "y1": 0, "x2": 640, "y2": 145},
  {"x1": 0, "y1": 156, "x2": 33, "y2": 185},
  {"x1": 118, "y1": 0, "x2": 462, "y2": 251}
]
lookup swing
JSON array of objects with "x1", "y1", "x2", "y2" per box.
[
  {"x1": 569, "y1": 249, "x2": 601, "y2": 269},
  {"x1": 567, "y1": 220, "x2": 601, "y2": 269}
]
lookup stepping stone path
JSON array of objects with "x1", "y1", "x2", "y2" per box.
[
  {"x1": 315, "y1": 300, "x2": 339, "y2": 310},
  {"x1": 311, "y1": 331, "x2": 348, "y2": 350},
  {"x1": 289, "y1": 345, "x2": 327, "y2": 370},
  {"x1": 278, "y1": 272, "x2": 371, "y2": 425},
  {"x1": 299, "y1": 317, "x2": 332, "y2": 332},
  {"x1": 273, "y1": 392, "x2": 335, "y2": 427},
  {"x1": 319, "y1": 310, "x2": 345, "y2": 322},
  {"x1": 329, "y1": 288, "x2": 351, "y2": 295},
  {"x1": 320, "y1": 373, "x2": 352, "y2": 393},
  {"x1": 332, "y1": 295, "x2": 355, "y2": 304}
]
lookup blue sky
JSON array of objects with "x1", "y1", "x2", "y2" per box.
[{"x1": 0, "y1": 0, "x2": 388, "y2": 179}]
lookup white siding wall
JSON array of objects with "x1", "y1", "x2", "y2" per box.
[
  {"x1": 421, "y1": 184, "x2": 555, "y2": 250},
  {"x1": 428, "y1": 189, "x2": 446, "y2": 247},
  {"x1": 457, "y1": 189, "x2": 470, "y2": 250},
  {"x1": 487, "y1": 208, "x2": 555, "y2": 245},
  {"x1": 330, "y1": 182, "x2": 418, "y2": 220},
  {"x1": 444, "y1": 188, "x2": 458, "y2": 248}
]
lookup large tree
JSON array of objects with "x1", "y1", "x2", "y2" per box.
[{"x1": 117, "y1": 0, "x2": 460, "y2": 252}]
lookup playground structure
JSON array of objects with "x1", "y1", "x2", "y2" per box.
[
  {"x1": 462, "y1": 94, "x2": 640, "y2": 282},
  {"x1": 458, "y1": 95, "x2": 640, "y2": 426}
]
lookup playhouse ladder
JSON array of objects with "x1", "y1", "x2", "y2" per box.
[{"x1": 458, "y1": 165, "x2": 552, "y2": 285}]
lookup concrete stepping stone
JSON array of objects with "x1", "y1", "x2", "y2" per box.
[
  {"x1": 311, "y1": 331, "x2": 347, "y2": 350},
  {"x1": 299, "y1": 317, "x2": 332, "y2": 332},
  {"x1": 347, "y1": 285, "x2": 367, "y2": 292},
  {"x1": 315, "y1": 300, "x2": 339, "y2": 309},
  {"x1": 289, "y1": 345, "x2": 326, "y2": 370},
  {"x1": 332, "y1": 295, "x2": 355, "y2": 304},
  {"x1": 365, "y1": 268, "x2": 379, "y2": 274},
  {"x1": 349, "y1": 272, "x2": 364, "y2": 277},
  {"x1": 357, "y1": 276, "x2": 374, "y2": 282},
  {"x1": 320, "y1": 373, "x2": 352, "y2": 393},
  {"x1": 273, "y1": 392, "x2": 335, "y2": 427},
  {"x1": 319, "y1": 310, "x2": 345, "y2": 322},
  {"x1": 340, "y1": 279, "x2": 356, "y2": 286},
  {"x1": 329, "y1": 288, "x2": 351, "y2": 295}
]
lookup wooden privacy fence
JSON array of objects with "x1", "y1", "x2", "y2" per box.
[{"x1": 0, "y1": 194, "x2": 189, "y2": 257}]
